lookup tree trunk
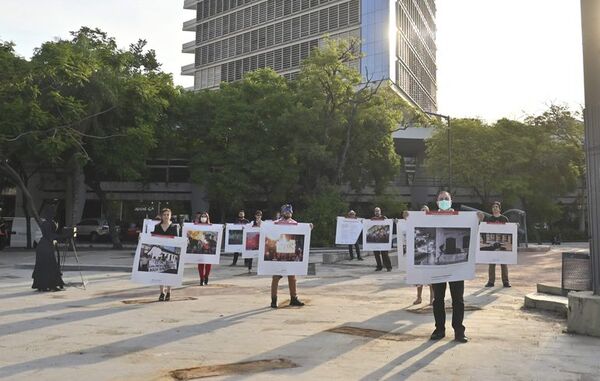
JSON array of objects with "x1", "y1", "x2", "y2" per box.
[
  {"x1": 89, "y1": 181, "x2": 123, "y2": 249},
  {"x1": 0, "y1": 162, "x2": 40, "y2": 225}
]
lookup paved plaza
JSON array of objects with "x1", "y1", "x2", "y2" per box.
[{"x1": 0, "y1": 244, "x2": 598, "y2": 381}]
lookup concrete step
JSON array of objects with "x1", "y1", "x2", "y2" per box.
[
  {"x1": 524, "y1": 292, "x2": 568, "y2": 317},
  {"x1": 537, "y1": 283, "x2": 567, "y2": 296}
]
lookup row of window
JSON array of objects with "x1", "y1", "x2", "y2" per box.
[
  {"x1": 397, "y1": 4, "x2": 436, "y2": 75},
  {"x1": 196, "y1": 0, "x2": 255, "y2": 21},
  {"x1": 396, "y1": 63, "x2": 436, "y2": 112},
  {"x1": 397, "y1": 33, "x2": 436, "y2": 96},
  {"x1": 398, "y1": 0, "x2": 436, "y2": 58},
  {"x1": 196, "y1": 0, "x2": 358, "y2": 44},
  {"x1": 410, "y1": 0, "x2": 436, "y2": 35},
  {"x1": 195, "y1": 0, "x2": 360, "y2": 67}
]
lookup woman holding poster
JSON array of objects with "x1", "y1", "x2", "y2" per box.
[
  {"x1": 152, "y1": 208, "x2": 181, "y2": 301},
  {"x1": 194, "y1": 211, "x2": 213, "y2": 286},
  {"x1": 270, "y1": 204, "x2": 306, "y2": 308},
  {"x1": 484, "y1": 201, "x2": 511, "y2": 288}
]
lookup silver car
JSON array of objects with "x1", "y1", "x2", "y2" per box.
[{"x1": 76, "y1": 219, "x2": 118, "y2": 242}]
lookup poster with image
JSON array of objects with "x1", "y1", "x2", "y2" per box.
[
  {"x1": 131, "y1": 233, "x2": 187, "y2": 286},
  {"x1": 257, "y1": 221, "x2": 312, "y2": 276},
  {"x1": 362, "y1": 219, "x2": 394, "y2": 251},
  {"x1": 476, "y1": 222, "x2": 518, "y2": 264},
  {"x1": 396, "y1": 219, "x2": 408, "y2": 271},
  {"x1": 182, "y1": 223, "x2": 223, "y2": 264},
  {"x1": 242, "y1": 226, "x2": 261, "y2": 259},
  {"x1": 335, "y1": 217, "x2": 363, "y2": 245},
  {"x1": 224, "y1": 224, "x2": 244, "y2": 253},
  {"x1": 405, "y1": 211, "x2": 479, "y2": 284}
]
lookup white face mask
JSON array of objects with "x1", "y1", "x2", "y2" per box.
[{"x1": 200, "y1": 217, "x2": 208, "y2": 223}]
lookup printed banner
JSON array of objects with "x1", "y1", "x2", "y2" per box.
[
  {"x1": 257, "y1": 221, "x2": 311, "y2": 276},
  {"x1": 362, "y1": 219, "x2": 394, "y2": 251},
  {"x1": 476, "y1": 222, "x2": 518, "y2": 264},
  {"x1": 335, "y1": 217, "x2": 363, "y2": 245},
  {"x1": 242, "y1": 226, "x2": 261, "y2": 259},
  {"x1": 406, "y1": 211, "x2": 479, "y2": 284},
  {"x1": 224, "y1": 224, "x2": 244, "y2": 253},
  {"x1": 182, "y1": 223, "x2": 223, "y2": 264},
  {"x1": 131, "y1": 233, "x2": 187, "y2": 286}
]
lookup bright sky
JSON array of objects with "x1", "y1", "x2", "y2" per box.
[{"x1": 0, "y1": 0, "x2": 585, "y2": 122}]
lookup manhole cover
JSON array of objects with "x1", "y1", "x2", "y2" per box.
[
  {"x1": 406, "y1": 305, "x2": 482, "y2": 314},
  {"x1": 169, "y1": 358, "x2": 299, "y2": 380},
  {"x1": 121, "y1": 296, "x2": 197, "y2": 304},
  {"x1": 326, "y1": 326, "x2": 422, "y2": 341}
]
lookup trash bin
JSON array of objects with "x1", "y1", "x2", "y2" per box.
[{"x1": 562, "y1": 252, "x2": 592, "y2": 291}]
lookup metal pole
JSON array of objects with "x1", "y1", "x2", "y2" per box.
[
  {"x1": 581, "y1": 0, "x2": 600, "y2": 295},
  {"x1": 448, "y1": 116, "x2": 452, "y2": 191}
]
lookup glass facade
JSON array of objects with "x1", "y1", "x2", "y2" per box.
[{"x1": 183, "y1": 0, "x2": 437, "y2": 111}]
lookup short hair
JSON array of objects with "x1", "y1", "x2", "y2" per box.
[
  {"x1": 492, "y1": 201, "x2": 501, "y2": 208},
  {"x1": 161, "y1": 208, "x2": 172, "y2": 214},
  {"x1": 255, "y1": 210, "x2": 263, "y2": 215},
  {"x1": 437, "y1": 191, "x2": 451, "y2": 199}
]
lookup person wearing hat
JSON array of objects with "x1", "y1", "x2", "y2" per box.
[
  {"x1": 484, "y1": 201, "x2": 511, "y2": 288},
  {"x1": 346, "y1": 210, "x2": 363, "y2": 261},
  {"x1": 270, "y1": 204, "x2": 306, "y2": 308}
]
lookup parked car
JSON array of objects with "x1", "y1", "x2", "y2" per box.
[{"x1": 75, "y1": 219, "x2": 119, "y2": 242}]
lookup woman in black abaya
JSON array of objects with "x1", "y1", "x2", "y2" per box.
[{"x1": 32, "y1": 210, "x2": 65, "y2": 291}]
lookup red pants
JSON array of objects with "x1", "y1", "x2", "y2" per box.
[{"x1": 197, "y1": 264, "x2": 212, "y2": 279}]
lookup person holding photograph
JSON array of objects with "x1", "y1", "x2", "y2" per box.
[
  {"x1": 152, "y1": 208, "x2": 181, "y2": 301},
  {"x1": 372, "y1": 207, "x2": 392, "y2": 271},
  {"x1": 230, "y1": 210, "x2": 249, "y2": 266},
  {"x1": 270, "y1": 204, "x2": 307, "y2": 308},
  {"x1": 346, "y1": 210, "x2": 363, "y2": 261},
  {"x1": 194, "y1": 211, "x2": 213, "y2": 286},
  {"x1": 246, "y1": 210, "x2": 263, "y2": 273},
  {"x1": 426, "y1": 191, "x2": 468, "y2": 343},
  {"x1": 484, "y1": 201, "x2": 511, "y2": 288}
]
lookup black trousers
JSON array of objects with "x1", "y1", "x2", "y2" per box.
[
  {"x1": 348, "y1": 243, "x2": 361, "y2": 259},
  {"x1": 232, "y1": 252, "x2": 240, "y2": 264},
  {"x1": 432, "y1": 281, "x2": 465, "y2": 336},
  {"x1": 245, "y1": 258, "x2": 253, "y2": 270},
  {"x1": 374, "y1": 251, "x2": 391, "y2": 270}
]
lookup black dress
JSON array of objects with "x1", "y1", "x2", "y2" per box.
[
  {"x1": 152, "y1": 223, "x2": 180, "y2": 237},
  {"x1": 32, "y1": 220, "x2": 65, "y2": 291}
]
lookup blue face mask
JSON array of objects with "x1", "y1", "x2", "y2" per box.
[{"x1": 437, "y1": 200, "x2": 452, "y2": 210}]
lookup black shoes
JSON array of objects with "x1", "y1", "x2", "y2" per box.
[
  {"x1": 165, "y1": 292, "x2": 171, "y2": 301},
  {"x1": 200, "y1": 278, "x2": 204, "y2": 286},
  {"x1": 271, "y1": 296, "x2": 277, "y2": 308},
  {"x1": 386, "y1": 268, "x2": 392, "y2": 272},
  {"x1": 357, "y1": 257, "x2": 363, "y2": 261},
  {"x1": 290, "y1": 296, "x2": 305, "y2": 306},
  {"x1": 204, "y1": 277, "x2": 209, "y2": 285},
  {"x1": 503, "y1": 282, "x2": 511, "y2": 288},
  {"x1": 158, "y1": 293, "x2": 165, "y2": 301},
  {"x1": 454, "y1": 335, "x2": 469, "y2": 343},
  {"x1": 375, "y1": 267, "x2": 383, "y2": 271},
  {"x1": 485, "y1": 282, "x2": 494, "y2": 287},
  {"x1": 430, "y1": 330, "x2": 445, "y2": 340},
  {"x1": 349, "y1": 256, "x2": 354, "y2": 260}
]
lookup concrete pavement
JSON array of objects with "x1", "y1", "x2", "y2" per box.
[{"x1": 0, "y1": 243, "x2": 598, "y2": 380}]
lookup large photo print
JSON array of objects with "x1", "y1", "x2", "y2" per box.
[
  {"x1": 182, "y1": 223, "x2": 223, "y2": 264},
  {"x1": 131, "y1": 234, "x2": 187, "y2": 286},
  {"x1": 476, "y1": 222, "x2": 518, "y2": 264},
  {"x1": 242, "y1": 226, "x2": 261, "y2": 259},
  {"x1": 335, "y1": 217, "x2": 363, "y2": 245},
  {"x1": 257, "y1": 222, "x2": 311, "y2": 276},
  {"x1": 362, "y1": 219, "x2": 393, "y2": 251},
  {"x1": 405, "y1": 211, "x2": 479, "y2": 284},
  {"x1": 224, "y1": 224, "x2": 244, "y2": 253}
]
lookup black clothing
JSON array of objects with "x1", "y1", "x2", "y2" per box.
[
  {"x1": 348, "y1": 243, "x2": 361, "y2": 259},
  {"x1": 485, "y1": 215, "x2": 509, "y2": 223},
  {"x1": 232, "y1": 218, "x2": 249, "y2": 265},
  {"x1": 32, "y1": 220, "x2": 65, "y2": 291},
  {"x1": 374, "y1": 251, "x2": 392, "y2": 270},
  {"x1": 432, "y1": 281, "x2": 465, "y2": 336},
  {"x1": 152, "y1": 223, "x2": 181, "y2": 237}
]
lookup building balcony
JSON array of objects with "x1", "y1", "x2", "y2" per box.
[
  {"x1": 182, "y1": 40, "x2": 196, "y2": 53},
  {"x1": 183, "y1": 18, "x2": 197, "y2": 32},
  {"x1": 183, "y1": 0, "x2": 198, "y2": 10},
  {"x1": 181, "y1": 63, "x2": 196, "y2": 76}
]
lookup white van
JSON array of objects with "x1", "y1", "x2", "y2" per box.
[{"x1": 9, "y1": 217, "x2": 42, "y2": 248}]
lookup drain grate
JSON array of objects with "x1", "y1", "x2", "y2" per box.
[
  {"x1": 169, "y1": 358, "x2": 299, "y2": 380},
  {"x1": 121, "y1": 296, "x2": 197, "y2": 304},
  {"x1": 326, "y1": 326, "x2": 422, "y2": 341},
  {"x1": 406, "y1": 305, "x2": 482, "y2": 314}
]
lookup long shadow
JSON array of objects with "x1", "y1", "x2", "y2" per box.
[
  {"x1": 386, "y1": 341, "x2": 457, "y2": 379},
  {"x1": 0, "y1": 307, "x2": 270, "y2": 379},
  {"x1": 358, "y1": 340, "x2": 438, "y2": 381}
]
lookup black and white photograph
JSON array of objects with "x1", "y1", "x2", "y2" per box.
[
  {"x1": 131, "y1": 234, "x2": 187, "y2": 286},
  {"x1": 414, "y1": 227, "x2": 471, "y2": 265},
  {"x1": 479, "y1": 233, "x2": 513, "y2": 251},
  {"x1": 362, "y1": 219, "x2": 394, "y2": 251},
  {"x1": 137, "y1": 244, "x2": 181, "y2": 274}
]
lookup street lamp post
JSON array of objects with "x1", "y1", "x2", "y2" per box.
[{"x1": 424, "y1": 111, "x2": 452, "y2": 191}]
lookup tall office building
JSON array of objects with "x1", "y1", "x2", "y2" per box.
[{"x1": 182, "y1": 0, "x2": 437, "y2": 112}]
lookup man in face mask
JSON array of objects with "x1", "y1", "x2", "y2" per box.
[{"x1": 430, "y1": 190, "x2": 468, "y2": 343}]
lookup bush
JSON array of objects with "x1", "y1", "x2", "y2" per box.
[{"x1": 295, "y1": 188, "x2": 348, "y2": 246}]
